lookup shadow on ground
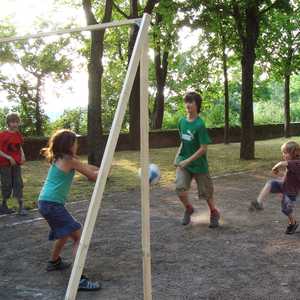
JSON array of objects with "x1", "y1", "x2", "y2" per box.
[{"x1": 1, "y1": 171, "x2": 300, "y2": 299}]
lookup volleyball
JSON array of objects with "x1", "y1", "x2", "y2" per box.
[{"x1": 138, "y1": 163, "x2": 161, "y2": 185}]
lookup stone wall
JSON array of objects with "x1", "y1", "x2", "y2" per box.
[{"x1": 23, "y1": 123, "x2": 300, "y2": 160}]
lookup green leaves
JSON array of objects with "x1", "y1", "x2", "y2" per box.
[
  {"x1": 0, "y1": 19, "x2": 74, "y2": 136},
  {"x1": 259, "y1": 4, "x2": 300, "y2": 79}
]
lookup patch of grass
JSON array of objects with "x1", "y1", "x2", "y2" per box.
[{"x1": 6, "y1": 136, "x2": 300, "y2": 210}]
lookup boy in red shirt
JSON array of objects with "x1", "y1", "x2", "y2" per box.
[{"x1": 0, "y1": 113, "x2": 27, "y2": 215}]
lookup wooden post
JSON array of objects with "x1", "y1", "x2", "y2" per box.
[
  {"x1": 64, "y1": 14, "x2": 151, "y2": 300},
  {"x1": 139, "y1": 15, "x2": 152, "y2": 300}
]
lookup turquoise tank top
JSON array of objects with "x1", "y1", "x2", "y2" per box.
[{"x1": 38, "y1": 164, "x2": 75, "y2": 205}]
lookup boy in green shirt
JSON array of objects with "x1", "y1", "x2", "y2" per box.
[{"x1": 174, "y1": 92, "x2": 220, "y2": 227}]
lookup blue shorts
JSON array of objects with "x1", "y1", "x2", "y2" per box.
[
  {"x1": 270, "y1": 180, "x2": 284, "y2": 194},
  {"x1": 38, "y1": 201, "x2": 81, "y2": 241},
  {"x1": 269, "y1": 180, "x2": 297, "y2": 216}
]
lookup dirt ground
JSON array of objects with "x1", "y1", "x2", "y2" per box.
[{"x1": 1, "y1": 171, "x2": 300, "y2": 300}]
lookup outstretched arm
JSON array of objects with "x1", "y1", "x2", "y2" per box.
[
  {"x1": 70, "y1": 158, "x2": 99, "y2": 181},
  {"x1": 21, "y1": 147, "x2": 26, "y2": 164}
]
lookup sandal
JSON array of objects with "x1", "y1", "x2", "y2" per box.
[
  {"x1": 78, "y1": 275, "x2": 101, "y2": 291},
  {"x1": 46, "y1": 257, "x2": 71, "y2": 271}
]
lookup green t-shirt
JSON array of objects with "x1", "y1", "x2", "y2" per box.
[{"x1": 176, "y1": 116, "x2": 211, "y2": 174}]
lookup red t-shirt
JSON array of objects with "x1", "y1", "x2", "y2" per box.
[
  {"x1": 0, "y1": 130, "x2": 23, "y2": 166},
  {"x1": 283, "y1": 160, "x2": 300, "y2": 196}
]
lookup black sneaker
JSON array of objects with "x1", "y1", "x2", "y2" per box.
[
  {"x1": 249, "y1": 200, "x2": 263, "y2": 212},
  {"x1": 181, "y1": 208, "x2": 194, "y2": 226},
  {"x1": 285, "y1": 222, "x2": 299, "y2": 235},
  {"x1": 209, "y1": 210, "x2": 220, "y2": 228},
  {"x1": 78, "y1": 275, "x2": 101, "y2": 291},
  {"x1": 46, "y1": 257, "x2": 71, "y2": 271},
  {"x1": 0, "y1": 206, "x2": 14, "y2": 215}
]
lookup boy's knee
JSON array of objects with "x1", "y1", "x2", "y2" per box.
[
  {"x1": 175, "y1": 168, "x2": 191, "y2": 195},
  {"x1": 71, "y1": 229, "x2": 81, "y2": 242},
  {"x1": 268, "y1": 180, "x2": 283, "y2": 194},
  {"x1": 176, "y1": 188, "x2": 188, "y2": 197},
  {"x1": 281, "y1": 206, "x2": 292, "y2": 216},
  {"x1": 281, "y1": 196, "x2": 294, "y2": 216},
  {"x1": 265, "y1": 180, "x2": 272, "y2": 188}
]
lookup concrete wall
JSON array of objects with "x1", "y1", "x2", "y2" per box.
[{"x1": 23, "y1": 123, "x2": 300, "y2": 161}]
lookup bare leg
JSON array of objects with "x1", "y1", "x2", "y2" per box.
[
  {"x1": 288, "y1": 214, "x2": 296, "y2": 225},
  {"x1": 17, "y1": 198, "x2": 28, "y2": 215},
  {"x1": 207, "y1": 196, "x2": 220, "y2": 228},
  {"x1": 51, "y1": 236, "x2": 69, "y2": 261},
  {"x1": 178, "y1": 191, "x2": 191, "y2": 208},
  {"x1": 176, "y1": 167, "x2": 193, "y2": 211},
  {"x1": 257, "y1": 181, "x2": 272, "y2": 204},
  {"x1": 207, "y1": 196, "x2": 218, "y2": 212},
  {"x1": 69, "y1": 229, "x2": 102, "y2": 290},
  {"x1": 178, "y1": 191, "x2": 194, "y2": 225},
  {"x1": 178, "y1": 191, "x2": 194, "y2": 213},
  {"x1": 70, "y1": 229, "x2": 81, "y2": 257}
]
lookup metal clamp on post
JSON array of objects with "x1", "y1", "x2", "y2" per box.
[{"x1": 134, "y1": 18, "x2": 142, "y2": 27}]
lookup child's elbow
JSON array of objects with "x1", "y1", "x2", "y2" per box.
[{"x1": 89, "y1": 171, "x2": 98, "y2": 182}]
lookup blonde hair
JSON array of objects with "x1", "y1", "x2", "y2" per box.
[{"x1": 281, "y1": 141, "x2": 300, "y2": 160}]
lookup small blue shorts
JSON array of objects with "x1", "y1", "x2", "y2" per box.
[
  {"x1": 38, "y1": 201, "x2": 81, "y2": 241},
  {"x1": 269, "y1": 180, "x2": 297, "y2": 216},
  {"x1": 269, "y1": 180, "x2": 284, "y2": 194}
]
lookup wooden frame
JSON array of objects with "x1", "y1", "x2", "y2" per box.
[
  {"x1": 140, "y1": 17, "x2": 152, "y2": 300},
  {"x1": 0, "y1": 18, "x2": 142, "y2": 43},
  {"x1": 64, "y1": 13, "x2": 152, "y2": 300}
]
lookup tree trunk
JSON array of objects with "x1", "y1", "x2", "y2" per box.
[
  {"x1": 283, "y1": 44, "x2": 293, "y2": 138},
  {"x1": 284, "y1": 74, "x2": 291, "y2": 138},
  {"x1": 128, "y1": 0, "x2": 158, "y2": 149},
  {"x1": 35, "y1": 99, "x2": 43, "y2": 136},
  {"x1": 82, "y1": 0, "x2": 112, "y2": 166},
  {"x1": 75, "y1": 109, "x2": 81, "y2": 133},
  {"x1": 152, "y1": 32, "x2": 168, "y2": 129},
  {"x1": 128, "y1": 0, "x2": 140, "y2": 150},
  {"x1": 240, "y1": 45, "x2": 255, "y2": 159},
  {"x1": 239, "y1": 6, "x2": 259, "y2": 160},
  {"x1": 35, "y1": 76, "x2": 43, "y2": 136},
  {"x1": 152, "y1": 88, "x2": 165, "y2": 129},
  {"x1": 221, "y1": 31, "x2": 229, "y2": 144}
]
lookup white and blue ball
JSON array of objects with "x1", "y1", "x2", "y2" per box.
[{"x1": 138, "y1": 163, "x2": 161, "y2": 185}]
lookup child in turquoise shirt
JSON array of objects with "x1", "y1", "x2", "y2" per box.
[{"x1": 38, "y1": 129, "x2": 101, "y2": 291}]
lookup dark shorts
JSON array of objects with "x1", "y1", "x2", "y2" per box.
[
  {"x1": 38, "y1": 201, "x2": 81, "y2": 241},
  {"x1": 269, "y1": 180, "x2": 284, "y2": 194},
  {"x1": 0, "y1": 165, "x2": 23, "y2": 199},
  {"x1": 269, "y1": 180, "x2": 298, "y2": 216}
]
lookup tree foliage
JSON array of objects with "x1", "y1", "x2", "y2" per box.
[{"x1": 0, "y1": 22, "x2": 73, "y2": 136}]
